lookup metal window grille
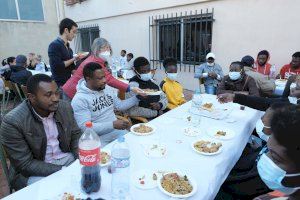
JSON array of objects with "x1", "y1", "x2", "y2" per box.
[
  {"x1": 74, "y1": 24, "x2": 100, "y2": 53},
  {"x1": 149, "y1": 9, "x2": 214, "y2": 72}
]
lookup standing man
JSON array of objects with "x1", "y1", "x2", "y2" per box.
[
  {"x1": 48, "y1": 18, "x2": 80, "y2": 87},
  {"x1": 279, "y1": 52, "x2": 300, "y2": 79},
  {"x1": 119, "y1": 50, "x2": 127, "y2": 68},
  {"x1": 194, "y1": 52, "x2": 224, "y2": 94}
]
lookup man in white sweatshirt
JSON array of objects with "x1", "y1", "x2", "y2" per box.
[{"x1": 71, "y1": 62, "x2": 139, "y2": 146}]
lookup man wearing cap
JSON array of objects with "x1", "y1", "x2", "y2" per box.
[
  {"x1": 241, "y1": 55, "x2": 275, "y2": 96},
  {"x1": 194, "y1": 52, "x2": 224, "y2": 94},
  {"x1": 10, "y1": 55, "x2": 32, "y2": 85}
]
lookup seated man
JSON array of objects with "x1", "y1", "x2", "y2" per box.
[
  {"x1": 125, "y1": 57, "x2": 168, "y2": 119},
  {"x1": 160, "y1": 58, "x2": 186, "y2": 111},
  {"x1": 71, "y1": 62, "x2": 139, "y2": 146},
  {"x1": 241, "y1": 55, "x2": 275, "y2": 96},
  {"x1": 218, "y1": 75, "x2": 300, "y2": 111},
  {"x1": 216, "y1": 103, "x2": 300, "y2": 200},
  {"x1": 217, "y1": 61, "x2": 260, "y2": 96},
  {"x1": 0, "y1": 74, "x2": 81, "y2": 190},
  {"x1": 279, "y1": 52, "x2": 300, "y2": 79},
  {"x1": 10, "y1": 55, "x2": 32, "y2": 85},
  {"x1": 194, "y1": 52, "x2": 224, "y2": 94}
]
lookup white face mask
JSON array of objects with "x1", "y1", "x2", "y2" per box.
[
  {"x1": 290, "y1": 83, "x2": 297, "y2": 89},
  {"x1": 229, "y1": 71, "x2": 241, "y2": 81},
  {"x1": 100, "y1": 51, "x2": 111, "y2": 57},
  {"x1": 139, "y1": 72, "x2": 152, "y2": 81},
  {"x1": 207, "y1": 62, "x2": 214, "y2": 67},
  {"x1": 257, "y1": 153, "x2": 300, "y2": 195},
  {"x1": 288, "y1": 96, "x2": 299, "y2": 105},
  {"x1": 255, "y1": 119, "x2": 271, "y2": 142},
  {"x1": 167, "y1": 73, "x2": 178, "y2": 81}
]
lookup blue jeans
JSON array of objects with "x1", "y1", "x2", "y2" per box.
[{"x1": 205, "y1": 85, "x2": 216, "y2": 95}]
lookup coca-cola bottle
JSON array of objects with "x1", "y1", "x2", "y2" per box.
[{"x1": 79, "y1": 121, "x2": 101, "y2": 194}]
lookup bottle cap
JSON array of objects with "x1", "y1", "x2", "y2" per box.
[{"x1": 85, "y1": 121, "x2": 93, "y2": 128}]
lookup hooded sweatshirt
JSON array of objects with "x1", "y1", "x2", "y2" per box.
[{"x1": 71, "y1": 79, "x2": 139, "y2": 136}]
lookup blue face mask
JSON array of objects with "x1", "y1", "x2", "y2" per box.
[
  {"x1": 167, "y1": 73, "x2": 178, "y2": 81},
  {"x1": 257, "y1": 153, "x2": 300, "y2": 195},
  {"x1": 137, "y1": 72, "x2": 152, "y2": 81},
  {"x1": 255, "y1": 119, "x2": 271, "y2": 142}
]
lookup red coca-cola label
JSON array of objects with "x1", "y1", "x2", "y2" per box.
[{"x1": 79, "y1": 148, "x2": 100, "y2": 166}]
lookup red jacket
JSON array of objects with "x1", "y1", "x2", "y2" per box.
[
  {"x1": 279, "y1": 64, "x2": 300, "y2": 79},
  {"x1": 62, "y1": 55, "x2": 129, "y2": 99}
]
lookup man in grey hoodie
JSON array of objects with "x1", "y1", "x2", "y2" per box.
[{"x1": 71, "y1": 62, "x2": 139, "y2": 146}]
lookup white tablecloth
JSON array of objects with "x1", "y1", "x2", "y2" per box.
[
  {"x1": 28, "y1": 70, "x2": 52, "y2": 77},
  {"x1": 3, "y1": 94, "x2": 263, "y2": 200}
]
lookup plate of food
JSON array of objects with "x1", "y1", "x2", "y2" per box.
[
  {"x1": 100, "y1": 150, "x2": 111, "y2": 167},
  {"x1": 157, "y1": 172, "x2": 197, "y2": 198},
  {"x1": 200, "y1": 102, "x2": 214, "y2": 112},
  {"x1": 133, "y1": 169, "x2": 158, "y2": 190},
  {"x1": 130, "y1": 123, "x2": 156, "y2": 136},
  {"x1": 142, "y1": 142, "x2": 167, "y2": 158},
  {"x1": 192, "y1": 140, "x2": 223, "y2": 155},
  {"x1": 183, "y1": 127, "x2": 201, "y2": 137},
  {"x1": 141, "y1": 89, "x2": 162, "y2": 96},
  {"x1": 206, "y1": 127, "x2": 236, "y2": 140}
]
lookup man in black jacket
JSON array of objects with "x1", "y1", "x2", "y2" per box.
[
  {"x1": 10, "y1": 55, "x2": 32, "y2": 85},
  {"x1": 0, "y1": 74, "x2": 82, "y2": 190},
  {"x1": 48, "y1": 18, "x2": 80, "y2": 87},
  {"x1": 217, "y1": 75, "x2": 300, "y2": 111}
]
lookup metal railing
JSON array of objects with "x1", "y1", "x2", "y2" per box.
[{"x1": 149, "y1": 9, "x2": 214, "y2": 72}]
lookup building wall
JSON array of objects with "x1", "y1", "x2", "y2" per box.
[
  {"x1": 65, "y1": 0, "x2": 300, "y2": 90},
  {"x1": 0, "y1": 0, "x2": 63, "y2": 64}
]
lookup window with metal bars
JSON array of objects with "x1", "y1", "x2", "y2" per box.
[
  {"x1": 149, "y1": 9, "x2": 214, "y2": 72},
  {"x1": 74, "y1": 25, "x2": 100, "y2": 53}
]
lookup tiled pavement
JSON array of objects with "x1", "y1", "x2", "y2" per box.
[{"x1": 0, "y1": 89, "x2": 193, "y2": 198}]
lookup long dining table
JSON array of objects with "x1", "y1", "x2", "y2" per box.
[{"x1": 3, "y1": 94, "x2": 263, "y2": 200}]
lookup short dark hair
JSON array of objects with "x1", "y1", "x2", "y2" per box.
[
  {"x1": 230, "y1": 61, "x2": 244, "y2": 69},
  {"x1": 127, "y1": 53, "x2": 133, "y2": 58},
  {"x1": 271, "y1": 104, "x2": 300, "y2": 164},
  {"x1": 133, "y1": 57, "x2": 150, "y2": 70},
  {"x1": 83, "y1": 62, "x2": 102, "y2": 79},
  {"x1": 27, "y1": 74, "x2": 53, "y2": 94},
  {"x1": 121, "y1": 50, "x2": 126, "y2": 54},
  {"x1": 292, "y1": 52, "x2": 300, "y2": 58},
  {"x1": 59, "y1": 18, "x2": 78, "y2": 35},
  {"x1": 2, "y1": 57, "x2": 15, "y2": 66},
  {"x1": 163, "y1": 58, "x2": 177, "y2": 69},
  {"x1": 258, "y1": 50, "x2": 270, "y2": 57}
]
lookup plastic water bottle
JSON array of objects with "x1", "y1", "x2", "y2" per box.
[
  {"x1": 269, "y1": 65, "x2": 276, "y2": 79},
  {"x1": 111, "y1": 136, "x2": 130, "y2": 200},
  {"x1": 192, "y1": 89, "x2": 202, "y2": 108},
  {"x1": 78, "y1": 122, "x2": 101, "y2": 194}
]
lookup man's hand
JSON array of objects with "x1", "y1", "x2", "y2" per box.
[
  {"x1": 131, "y1": 87, "x2": 147, "y2": 97},
  {"x1": 217, "y1": 93, "x2": 235, "y2": 104},
  {"x1": 113, "y1": 120, "x2": 130, "y2": 130},
  {"x1": 150, "y1": 102, "x2": 162, "y2": 110},
  {"x1": 208, "y1": 72, "x2": 218, "y2": 79}
]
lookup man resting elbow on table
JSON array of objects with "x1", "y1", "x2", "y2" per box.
[
  {"x1": 71, "y1": 62, "x2": 139, "y2": 147},
  {"x1": 217, "y1": 75, "x2": 300, "y2": 111},
  {"x1": 216, "y1": 61, "x2": 260, "y2": 97},
  {"x1": 124, "y1": 57, "x2": 168, "y2": 119},
  {"x1": 0, "y1": 74, "x2": 81, "y2": 190}
]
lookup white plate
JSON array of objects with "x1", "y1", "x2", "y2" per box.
[
  {"x1": 191, "y1": 140, "x2": 223, "y2": 155},
  {"x1": 157, "y1": 172, "x2": 197, "y2": 198},
  {"x1": 142, "y1": 143, "x2": 167, "y2": 158},
  {"x1": 206, "y1": 127, "x2": 236, "y2": 140},
  {"x1": 142, "y1": 90, "x2": 162, "y2": 96},
  {"x1": 183, "y1": 127, "x2": 201, "y2": 137},
  {"x1": 132, "y1": 169, "x2": 158, "y2": 190},
  {"x1": 130, "y1": 123, "x2": 156, "y2": 136},
  {"x1": 100, "y1": 150, "x2": 111, "y2": 167}
]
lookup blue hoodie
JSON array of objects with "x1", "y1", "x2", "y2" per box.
[{"x1": 71, "y1": 79, "x2": 139, "y2": 136}]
